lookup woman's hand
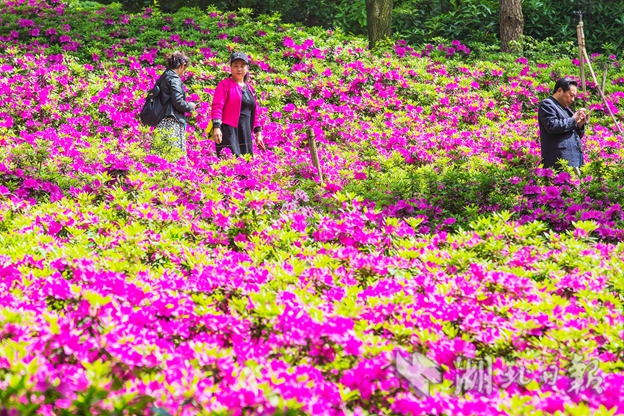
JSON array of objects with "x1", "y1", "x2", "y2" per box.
[
  {"x1": 255, "y1": 131, "x2": 265, "y2": 150},
  {"x1": 213, "y1": 127, "x2": 222, "y2": 144}
]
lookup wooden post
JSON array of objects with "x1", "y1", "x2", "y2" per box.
[
  {"x1": 576, "y1": 18, "x2": 586, "y2": 93},
  {"x1": 582, "y1": 47, "x2": 624, "y2": 137},
  {"x1": 307, "y1": 128, "x2": 324, "y2": 184},
  {"x1": 602, "y1": 63, "x2": 608, "y2": 93}
]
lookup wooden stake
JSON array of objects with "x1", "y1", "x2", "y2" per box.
[
  {"x1": 582, "y1": 47, "x2": 624, "y2": 136},
  {"x1": 602, "y1": 63, "x2": 608, "y2": 93},
  {"x1": 307, "y1": 128, "x2": 324, "y2": 184},
  {"x1": 576, "y1": 20, "x2": 586, "y2": 93}
]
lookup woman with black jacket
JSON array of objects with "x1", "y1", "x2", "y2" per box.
[{"x1": 152, "y1": 51, "x2": 196, "y2": 158}]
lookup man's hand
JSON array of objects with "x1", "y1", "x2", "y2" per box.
[
  {"x1": 213, "y1": 127, "x2": 222, "y2": 144},
  {"x1": 189, "y1": 102, "x2": 196, "y2": 111},
  {"x1": 581, "y1": 108, "x2": 590, "y2": 124},
  {"x1": 573, "y1": 110, "x2": 587, "y2": 127}
]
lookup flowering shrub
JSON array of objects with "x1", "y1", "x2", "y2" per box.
[{"x1": 1, "y1": 0, "x2": 624, "y2": 415}]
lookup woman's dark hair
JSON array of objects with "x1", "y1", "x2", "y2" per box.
[{"x1": 167, "y1": 51, "x2": 190, "y2": 69}]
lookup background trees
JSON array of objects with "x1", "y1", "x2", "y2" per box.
[
  {"x1": 93, "y1": 0, "x2": 623, "y2": 53},
  {"x1": 365, "y1": 0, "x2": 393, "y2": 48},
  {"x1": 499, "y1": 0, "x2": 524, "y2": 53}
]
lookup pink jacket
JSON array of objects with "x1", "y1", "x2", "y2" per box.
[{"x1": 211, "y1": 77, "x2": 261, "y2": 132}]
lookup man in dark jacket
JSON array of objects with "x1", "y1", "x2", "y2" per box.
[{"x1": 538, "y1": 78, "x2": 588, "y2": 172}]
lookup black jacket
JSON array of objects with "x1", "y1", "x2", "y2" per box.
[
  {"x1": 538, "y1": 97, "x2": 585, "y2": 168},
  {"x1": 158, "y1": 69, "x2": 193, "y2": 123}
]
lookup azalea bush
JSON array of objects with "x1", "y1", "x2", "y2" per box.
[{"x1": 1, "y1": 0, "x2": 624, "y2": 415}]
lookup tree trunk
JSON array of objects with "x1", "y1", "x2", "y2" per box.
[
  {"x1": 499, "y1": 0, "x2": 524, "y2": 53},
  {"x1": 365, "y1": 0, "x2": 393, "y2": 49}
]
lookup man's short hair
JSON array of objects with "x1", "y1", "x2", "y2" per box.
[{"x1": 553, "y1": 77, "x2": 578, "y2": 94}]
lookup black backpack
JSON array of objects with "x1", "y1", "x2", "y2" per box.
[{"x1": 140, "y1": 73, "x2": 167, "y2": 127}]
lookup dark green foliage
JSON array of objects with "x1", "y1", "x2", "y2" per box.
[
  {"x1": 393, "y1": 0, "x2": 499, "y2": 45},
  {"x1": 393, "y1": 0, "x2": 624, "y2": 53},
  {"x1": 92, "y1": 0, "x2": 624, "y2": 53},
  {"x1": 96, "y1": 0, "x2": 340, "y2": 27},
  {"x1": 522, "y1": 0, "x2": 624, "y2": 53}
]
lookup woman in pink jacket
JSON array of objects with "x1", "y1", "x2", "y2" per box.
[{"x1": 211, "y1": 52, "x2": 264, "y2": 157}]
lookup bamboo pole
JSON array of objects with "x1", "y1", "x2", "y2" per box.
[
  {"x1": 576, "y1": 19, "x2": 586, "y2": 93},
  {"x1": 582, "y1": 47, "x2": 624, "y2": 136},
  {"x1": 307, "y1": 128, "x2": 324, "y2": 184}
]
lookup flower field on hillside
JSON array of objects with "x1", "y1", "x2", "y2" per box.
[{"x1": 1, "y1": 0, "x2": 624, "y2": 414}]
